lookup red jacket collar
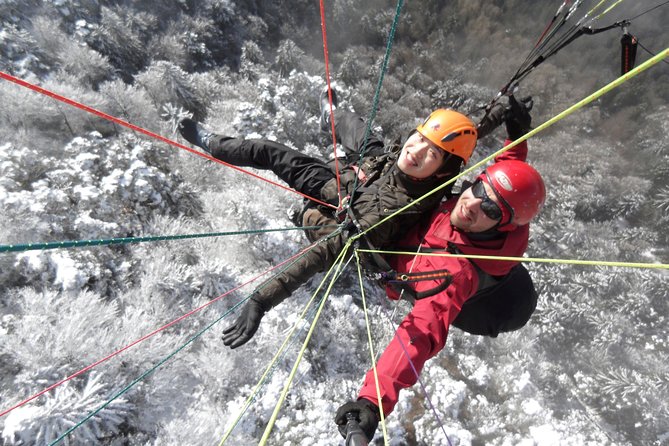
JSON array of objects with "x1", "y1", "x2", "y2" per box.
[{"x1": 423, "y1": 198, "x2": 529, "y2": 276}]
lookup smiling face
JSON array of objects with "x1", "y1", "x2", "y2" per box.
[
  {"x1": 396, "y1": 131, "x2": 446, "y2": 179},
  {"x1": 450, "y1": 180, "x2": 503, "y2": 232}
]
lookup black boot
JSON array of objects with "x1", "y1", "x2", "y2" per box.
[
  {"x1": 319, "y1": 88, "x2": 338, "y2": 133},
  {"x1": 178, "y1": 118, "x2": 213, "y2": 152}
]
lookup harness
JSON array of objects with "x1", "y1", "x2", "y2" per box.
[
  {"x1": 333, "y1": 155, "x2": 404, "y2": 272},
  {"x1": 381, "y1": 242, "x2": 502, "y2": 303},
  {"x1": 300, "y1": 152, "x2": 455, "y2": 286},
  {"x1": 382, "y1": 267, "x2": 454, "y2": 300},
  {"x1": 337, "y1": 193, "x2": 396, "y2": 278}
]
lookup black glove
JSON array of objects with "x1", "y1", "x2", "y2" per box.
[
  {"x1": 476, "y1": 103, "x2": 506, "y2": 139},
  {"x1": 504, "y1": 95, "x2": 533, "y2": 140},
  {"x1": 334, "y1": 399, "x2": 380, "y2": 441},
  {"x1": 221, "y1": 295, "x2": 267, "y2": 349}
]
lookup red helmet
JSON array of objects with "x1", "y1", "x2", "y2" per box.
[
  {"x1": 479, "y1": 160, "x2": 546, "y2": 229},
  {"x1": 416, "y1": 109, "x2": 478, "y2": 163}
]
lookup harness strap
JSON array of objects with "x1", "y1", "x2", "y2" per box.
[
  {"x1": 394, "y1": 269, "x2": 453, "y2": 283},
  {"x1": 444, "y1": 242, "x2": 504, "y2": 300},
  {"x1": 341, "y1": 204, "x2": 398, "y2": 276},
  {"x1": 349, "y1": 165, "x2": 368, "y2": 183},
  {"x1": 381, "y1": 242, "x2": 504, "y2": 301},
  {"x1": 384, "y1": 269, "x2": 453, "y2": 301},
  {"x1": 379, "y1": 264, "x2": 453, "y2": 301},
  {"x1": 336, "y1": 159, "x2": 400, "y2": 273}
]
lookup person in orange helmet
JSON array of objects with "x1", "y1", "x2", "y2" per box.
[
  {"x1": 335, "y1": 95, "x2": 544, "y2": 442},
  {"x1": 178, "y1": 90, "x2": 505, "y2": 349}
]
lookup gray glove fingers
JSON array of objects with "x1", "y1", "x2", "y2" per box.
[
  {"x1": 226, "y1": 331, "x2": 253, "y2": 349},
  {"x1": 222, "y1": 323, "x2": 252, "y2": 349},
  {"x1": 508, "y1": 95, "x2": 522, "y2": 117},
  {"x1": 357, "y1": 408, "x2": 377, "y2": 430},
  {"x1": 221, "y1": 307, "x2": 247, "y2": 343},
  {"x1": 221, "y1": 322, "x2": 244, "y2": 346},
  {"x1": 505, "y1": 94, "x2": 533, "y2": 139},
  {"x1": 355, "y1": 401, "x2": 379, "y2": 441},
  {"x1": 221, "y1": 319, "x2": 239, "y2": 336}
]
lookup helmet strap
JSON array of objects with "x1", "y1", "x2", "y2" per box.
[{"x1": 496, "y1": 222, "x2": 519, "y2": 232}]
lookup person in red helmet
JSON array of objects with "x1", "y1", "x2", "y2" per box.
[
  {"x1": 178, "y1": 89, "x2": 500, "y2": 349},
  {"x1": 335, "y1": 95, "x2": 545, "y2": 441}
]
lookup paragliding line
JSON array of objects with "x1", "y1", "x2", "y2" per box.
[
  {"x1": 348, "y1": 0, "x2": 404, "y2": 196},
  {"x1": 354, "y1": 251, "x2": 390, "y2": 445},
  {"x1": 628, "y1": 0, "x2": 669, "y2": 21},
  {"x1": 319, "y1": 0, "x2": 344, "y2": 209},
  {"x1": 0, "y1": 71, "x2": 336, "y2": 210},
  {"x1": 48, "y1": 300, "x2": 243, "y2": 445},
  {"x1": 0, "y1": 238, "x2": 332, "y2": 420},
  {"x1": 258, "y1": 243, "x2": 352, "y2": 445},
  {"x1": 46, "y1": 228, "x2": 347, "y2": 442},
  {"x1": 362, "y1": 250, "x2": 669, "y2": 270},
  {"x1": 354, "y1": 47, "x2": 669, "y2": 241},
  {"x1": 0, "y1": 226, "x2": 339, "y2": 253},
  {"x1": 219, "y1": 234, "x2": 352, "y2": 444}
]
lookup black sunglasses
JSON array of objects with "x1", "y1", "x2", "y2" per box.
[{"x1": 471, "y1": 179, "x2": 503, "y2": 221}]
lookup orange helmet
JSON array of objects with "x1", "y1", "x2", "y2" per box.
[{"x1": 416, "y1": 109, "x2": 478, "y2": 163}]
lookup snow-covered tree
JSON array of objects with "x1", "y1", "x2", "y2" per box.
[{"x1": 0, "y1": 1, "x2": 667, "y2": 445}]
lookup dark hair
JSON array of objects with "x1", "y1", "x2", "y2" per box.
[{"x1": 438, "y1": 153, "x2": 464, "y2": 177}]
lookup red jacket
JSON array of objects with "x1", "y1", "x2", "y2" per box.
[{"x1": 357, "y1": 140, "x2": 530, "y2": 415}]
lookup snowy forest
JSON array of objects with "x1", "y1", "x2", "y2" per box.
[{"x1": 0, "y1": 0, "x2": 668, "y2": 444}]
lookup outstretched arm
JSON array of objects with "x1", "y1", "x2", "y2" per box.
[
  {"x1": 222, "y1": 226, "x2": 348, "y2": 349},
  {"x1": 357, "y1": 258, "x2": 478, "y2": 416}
]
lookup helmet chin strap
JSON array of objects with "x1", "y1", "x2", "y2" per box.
[
  {"x1": 464, "y1": 216, "x2": 516, "y2": 235},
  {"x1": 495, "y1": 221, "x2": 518, "y2": 232}
]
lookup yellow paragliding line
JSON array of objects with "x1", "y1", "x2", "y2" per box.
[
  {"x1": 358, "y1": 249, "x2": 669, "y2": 270},
  {"x1": 351, "y1": 47, "x2": 669, "y2": 242},
  {"x1": 592, "y1": 0, "x2": 627, "y2": 22},
  {"x1": 218, "y1": 234, "x2": 350, "y2": 444},
  {"x1": 257, "y1": 241, "x2": 354, "y2": 445},
  {"x1": 354, "y1": 250, "x2": 390, "y2": 446}
]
